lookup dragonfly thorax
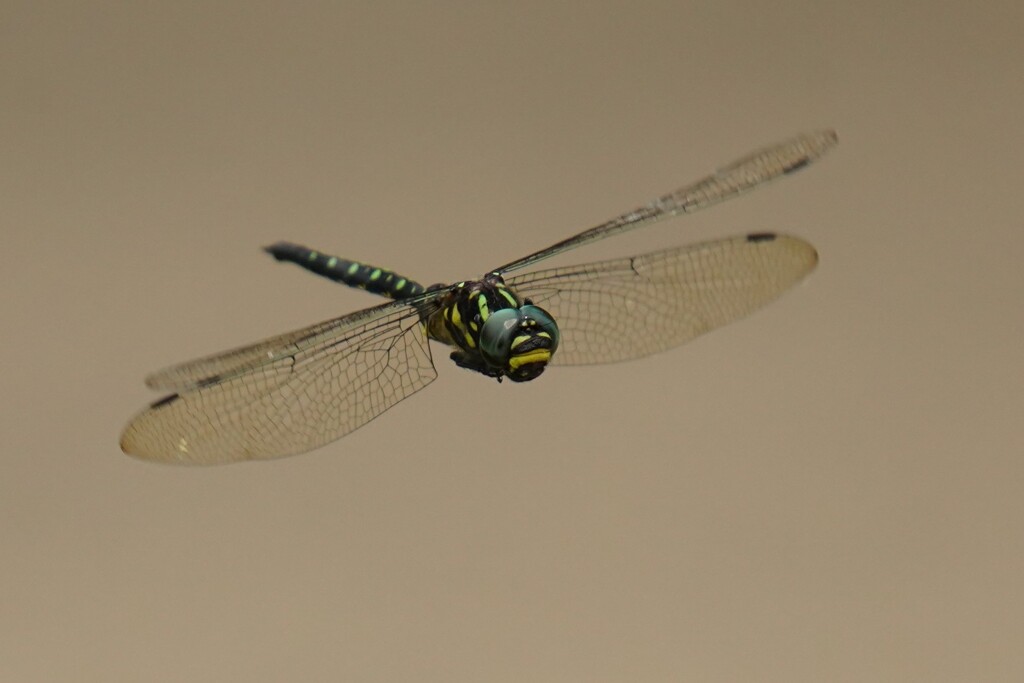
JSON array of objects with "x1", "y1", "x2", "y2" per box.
[{"x1": 427, "y1": 274, "x2": 559, "y2": 382}]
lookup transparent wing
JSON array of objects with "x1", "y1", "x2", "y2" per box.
[
  {"x1": 144, "y1": 291, "x2": 442, "y2": 392},
  {"x1": 120, "y1": 301, "x2": 438, "y2": 465},
  {"x1": 493, "y1": 130, "x2": 836, "y2": 274},
  {"x1": 506, "y1": 233, "x2": 816, "y2": 366}
]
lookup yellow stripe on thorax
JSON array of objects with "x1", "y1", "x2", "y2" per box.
[{"x1": 445, "y1": 302, "x2": 475, "y2": 349}]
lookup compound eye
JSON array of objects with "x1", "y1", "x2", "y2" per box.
[
  {"x1": 479, "y1": 308, "x2": 522, "y2": 368},
  {"x1": 520, "y1": 304, "x2": 559, "y2": 353}
]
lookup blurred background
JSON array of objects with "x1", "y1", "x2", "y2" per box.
[{"x1": 2, "y1": 1, "x2": 1021, "y2": 681}]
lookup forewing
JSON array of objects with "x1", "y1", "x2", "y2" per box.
[
  {"x1": 120, "y1": 304, "x2": 437, "y2": 464},
  {"x1": 493, "y1": 130, "x2": 835, "y2": 274},
  {"x1": 144, "y1": 292, "x2": 441, "y2": 392},
  {"x1": 507, "y1": 234, "x2": 817, "y2": 366}
]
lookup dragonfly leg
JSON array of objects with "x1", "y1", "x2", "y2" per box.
[{"x1": 449, "y1": 350, "x2": 504, "y2": 382}]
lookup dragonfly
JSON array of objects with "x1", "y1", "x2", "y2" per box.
[{"x1": 121, "y1": 130, "x2": 837, "y2": 465}]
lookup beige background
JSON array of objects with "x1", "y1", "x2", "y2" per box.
[{"x1": 2, "y1": 1, "x2": 1022, "y2": 681}]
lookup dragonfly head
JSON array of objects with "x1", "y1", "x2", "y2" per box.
[{"x1": 479, "y1": 304, "x2": 560, "y2": 382}]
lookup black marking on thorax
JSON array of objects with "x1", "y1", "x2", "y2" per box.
[{"x1": 427, "y1": 274, "x2": 522, "y2": 353}]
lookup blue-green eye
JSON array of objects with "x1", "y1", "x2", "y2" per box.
[
  {"x1": 521, "y1": 305, "x2": 559, "y2": 353},
  {"x1": 479, "y1": 308, "x2": 522, "y2": 368}
]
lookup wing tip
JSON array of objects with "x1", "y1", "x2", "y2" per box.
[{"x1": 745, "y1": 232, "x2": 819, "y2": 275}]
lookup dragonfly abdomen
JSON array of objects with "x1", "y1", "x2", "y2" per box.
[{"x1": 264, "y1": 241, "x2": 426, "y2": 299}]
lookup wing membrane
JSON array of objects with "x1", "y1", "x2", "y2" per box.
[
  {"x1": 493, "y1": 130, "x2": 835, "y2": 274},
  {"x1": 507, "y1": 234, "x2": 816, "y2": 366},
  {"x1": 121, "y1": 303, "x2": 437, "y2": 464},
  {"x1": 144, "y1": 291, "x2": 442, "y2": 392}
]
